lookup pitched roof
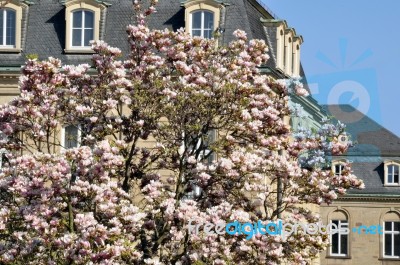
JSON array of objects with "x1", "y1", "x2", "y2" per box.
[{"x1": 324, "y1": 104, "x2": 400, "y2": 157}]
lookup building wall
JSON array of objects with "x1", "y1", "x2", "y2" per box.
[
  {"x1": 320, "y1": 200, "x2": 400, "y2": 265},
  {"x1": 0, "y1": 74, "x2": 19, "y2": 104}
]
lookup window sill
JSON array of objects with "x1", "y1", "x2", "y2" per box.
[
  {"x1": 383, "y1": 184, "x2": 400, "y2": 187},
  {"x1": 64, "y1": 48, "x2": 95, "y2": 54},
  {"x1": 379, "y1": 257, "x2": 400, "y2": 261},
  {"x1": 0, "y1": 48, "x2": 21, "y2": 53},
  {"x1": 326, "y1": 255, "x2": 351, "y2": 259}
]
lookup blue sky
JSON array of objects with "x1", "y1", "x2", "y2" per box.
[{"x1": 264, "y1": 0, "x2": 400, "y2": 136}]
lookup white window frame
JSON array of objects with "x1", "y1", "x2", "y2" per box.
[
  {"x1": 71, "y1": 9, "x2": 94, "y2": 48},
  {"x1": 190, "y1": 10, "x2": 214, "y2": 39},
  {"x1": 385, "y1": 163, "x2": 400, "y2": 186},
  {"x1": 0, "y1": 8, "x2": 16, "y2": 48},
  {"x1": 183, "y1": 0, "x2": 220, "y2": 41},
  {"x1": 383, "y1": 221, "x2": 400, "y2": 258},
  {"x1": 332, "y1": 161, "x2": 346, "y2": 176},
  {"x1": 334, "y1": 163, "x2": 344, "y2": 176},
  {"x1": 0, "y1": 1, "x2": 24, "y2": 52},
  {"x1": 61, "y1": 124, "x2": 81, "y2": 150},
  {"x1": 330, "y1": 219, "x2": 349, "y2": 257},
  {"x1": 64, "y1": 0, "x2": 107, "y2": 53}
]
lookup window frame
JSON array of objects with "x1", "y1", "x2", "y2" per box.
[
  {"x1": 0, "y1": 1, "x2": 24, "y2": 52},
  {"x1": 332, "y1": 160, "x2": 346, "y2": 176},
  {"x1": 183, "y1": 0, "x2": 220, "y2": 40},
  {"x1": 0, "y1": 8, "x2": 16, "y2": 48},
  {"x1": 60, "y1": 124, "x2": 81, "y2": 150},
  {"x1": 64, "y1": 0, "x2": 106, "y2": 53},
  {"x1": 190, "y1": 10, "x2": 214, "y2": 39},
  {"x1": 330, "y1": 219, "x2": 349, "y2": 257},
  {"x1": 383, "y1": 221, "x2": 400, "y2": 258},
  {"x1": 384, "y1": 162, "x2": 400, "y2": 186},
  {"x1": 70, "y1": 9, "x2": 95, "y2": 48}
]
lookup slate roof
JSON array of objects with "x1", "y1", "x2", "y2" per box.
[
  {"x1": 324, "y1": 104, "x2": 400, "y2": 196},
  {"x1": 0, "y1": 0, "x2": 296, "y2": 77},
  {"x1": 325, "y1": 105, "x2": 400, "y2": 157}
]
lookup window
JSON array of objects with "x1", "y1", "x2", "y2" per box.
[
  {"x1": 64, "y1": 0, "x2": 107, "y2": 53},
  {"x1": 183, "y1": 0, "x2": 220, "y2": 40},
  {"x1": 384, "y1": 221, "x2": 400, "y2": 258},
  {"x1": 181, "y1": 129, "x2": 216, "y2": 200},
  {"x1": 0, "y1": 8, "x2": 16, "y2": 47},
  {"x1": 0, "y1": 1, "x2": 25, "y2": 52},
  {"x1": 328, "y1": 210, "x2": 350, "y2": 258},
  {"x1": 332, "y1": 161, "x2": 345, "y2": 176},
  {"x1": 61, "y1": 125, "x2": 81, "y2": 149},
  {"x1": 71, "y1": 10, "x2": 94, "y2": 47},
  {"x1": 386, "y1": 164, "x2": 399, "y2": 185},
  {"x1": 334, "y1": 164, "x2": 344, "y2": 176},
  {"x1": 191, "y1": 10, "x2": 214, "y2": 39},
  {"x1": 330, "y1": 220, "x2": 349, "y2": 256}
]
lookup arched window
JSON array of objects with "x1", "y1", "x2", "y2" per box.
[
  {"x1": 0, "y1": 8, "x2": 16, "y2": 47},
  {"x1": 330, "y1": 210, "x2": 349, "y2": 257},
  {"x1": 71, "y1": 10, "x2": 94, "y2": 47},
  {"x1": 64, "y1": 0, "x2": 107, "y2": 53},
  {"x1": 382, "y1": 211, "x2": 400, "y2": 258},
  {"x1": 191, "y1": 10, "x2": 214, "y2": 39}
]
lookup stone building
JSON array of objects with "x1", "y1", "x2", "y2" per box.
[{"x1": 320, "y1": 104, "x2": 400, "y2": 265}]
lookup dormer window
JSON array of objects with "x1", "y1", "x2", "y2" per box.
[
  {"x1": 284, "y1": 33, "x2": 292, "y2": 76},
  {"x1": 191, "y1": 10, "x2": 214, "y2": 39},
  {"x1": 334, "y1": 164, "x2": 344, "y2": 176},
  {"x1": 183, "y1": 0, "x2": 220, "y2": 40},
  {"x1": 332, "y1": 161, "x2": 346, "y2": 176},
  {"x1": 261, "y1": 19, "x2": 302, "y2": 77},
  {"x1": 385, "y1": 162, "x2": 400, "y2": 186},
  {"x1": 64, "y1": 0, "x2": 108, "y2": 53}
]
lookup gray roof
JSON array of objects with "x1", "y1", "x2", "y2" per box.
[
  {"x1": 346, "y1": 161, "x2": 400, "y2": 196},
  {"x1": 324, "y1": 105, "x2": 400, "y2": 157},
  {"x1": 325, "y1": 105, "x2": 400, "y2": 196},
  {"x1": 0, "y1": 0, "x2": 297, "y2": 78}
]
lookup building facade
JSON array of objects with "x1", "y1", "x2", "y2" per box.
[{"x1": 320, "y1": 105, "x2": 400, "y2": 265}]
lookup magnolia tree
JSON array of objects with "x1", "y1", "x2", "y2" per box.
[{"x1": 0, "y1": 2, "x2": 363, "y2": 264}]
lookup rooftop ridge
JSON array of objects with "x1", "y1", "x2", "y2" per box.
[{"x1": 253, "y1": 0, "x2": 279, "y2": 19}]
